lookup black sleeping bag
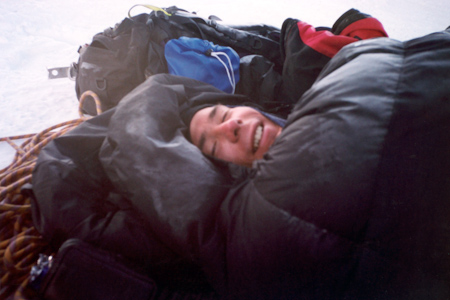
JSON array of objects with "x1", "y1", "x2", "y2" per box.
[
  {"x1": 31, "y1": 29, "x2": 450, "y2": 299},
  {"x1": 217, "y1": 31, "x2": 450, "y2": 299}
]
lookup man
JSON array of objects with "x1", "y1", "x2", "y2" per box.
[
  {"x1": 188, "y1": 8, "x2": 388, "y2": 167},
  {"x1": 189, "y1": 104, "x2": 284, "y2": 167}
]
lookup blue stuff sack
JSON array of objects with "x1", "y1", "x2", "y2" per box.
[{"x1": 165, "y1": 37, "x2": 240, "y2": 94}]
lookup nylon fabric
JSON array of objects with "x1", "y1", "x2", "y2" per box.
[
  {"x1": 220, "y1": 30, "x2": 450, "y2": 299},
  {"x1": 165, "y1": 37, "x2": 240, "y2": 94}
]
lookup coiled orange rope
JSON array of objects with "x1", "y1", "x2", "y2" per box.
[{"x1": 0, "y1": 91, "x2": 102, "y2": 300}]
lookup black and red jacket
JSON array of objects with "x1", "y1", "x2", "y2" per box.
[
  {"x1": 237, "y1": 9, "x2": 388, "y2": 118},
  {"x1": 280, "y1": 8, "x2": 388, "y2": 106}
]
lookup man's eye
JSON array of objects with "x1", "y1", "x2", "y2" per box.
[
  {"x1": 211, "y1": 141, "x2": 217, "y2": 157},
  {"x1": 221, "y1": 110, "x2": 229, "y2": 123}
]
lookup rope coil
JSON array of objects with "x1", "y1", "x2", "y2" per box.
[{"x1": 0, "y1": 91, "x2": 102, "y2": 300}]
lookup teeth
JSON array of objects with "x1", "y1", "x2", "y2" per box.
[{"x1": 253, "y1": 125, "x2": 263, "y2": 152}]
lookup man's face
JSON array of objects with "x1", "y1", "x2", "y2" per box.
[{"x1": 189, "y1": 104, "x2": 282, "y2": 167}]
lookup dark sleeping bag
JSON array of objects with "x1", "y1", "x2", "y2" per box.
[
  {"x1": 31, "y1": 29, "x2": 450, "y2": 299},
  {"x1": 215, "y1": 30, "x2": 450, "y2": 299}
]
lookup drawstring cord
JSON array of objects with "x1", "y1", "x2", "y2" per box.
[{"x1": 206, "y1": 50, "x2": 236, "y2": 94}]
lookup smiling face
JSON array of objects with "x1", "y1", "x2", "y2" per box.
[{"x1": 189, "y1": 105, "x2": 282, "y2": 167}]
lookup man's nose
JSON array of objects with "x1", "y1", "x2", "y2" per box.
[{"x1": 216, "y1": 119, "x2": 240, "y2": 142}]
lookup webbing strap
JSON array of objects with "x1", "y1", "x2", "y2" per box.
[
  {"x1": 128, "y1": 4, "x2": 171, "y2": 18},
  {"x1": 128, "y1": 4, "x2": 208, "y2": 40}
]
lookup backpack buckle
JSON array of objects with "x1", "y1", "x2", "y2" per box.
[{"x1": 47, "y1": 62, "x2": 77, "y2": 80}]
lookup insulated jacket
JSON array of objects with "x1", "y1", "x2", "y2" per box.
[
  {"x1": 31, "y1": 23, "x2": 449, "y2": 300},
  {"x1": 237, "y1": 8, "x2": 388, "y2": 118}
]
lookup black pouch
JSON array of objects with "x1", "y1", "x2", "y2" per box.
[{"x1": 38, "y1": 239, "x2": 156, "y2": 300}]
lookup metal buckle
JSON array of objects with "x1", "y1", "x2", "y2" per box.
[{"x1": 47, "y1": 62, "x2": 77, "y2": 80}]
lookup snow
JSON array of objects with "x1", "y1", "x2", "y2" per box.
[{"x1": 1, "y1": 0, "x2": 449, "y2": 169}]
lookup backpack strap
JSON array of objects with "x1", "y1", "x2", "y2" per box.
[{"x1": 128, "y1": 4, "x2": 172, "y2": 17}]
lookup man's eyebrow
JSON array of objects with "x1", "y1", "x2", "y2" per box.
[
  {"x1": 198, "y1": 105, "x2": 218, "y2": 153},
  {"x1": 209, "y1": 105, "x2": 218, "y2": 120}
]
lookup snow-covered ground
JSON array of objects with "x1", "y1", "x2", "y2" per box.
[{"x1": 1, "y1": 0, "x2": 449, "y2": 168}]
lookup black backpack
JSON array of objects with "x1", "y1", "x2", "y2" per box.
[{"x1": 73, "y1": 5, "x2": 282, "y2": 115}]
